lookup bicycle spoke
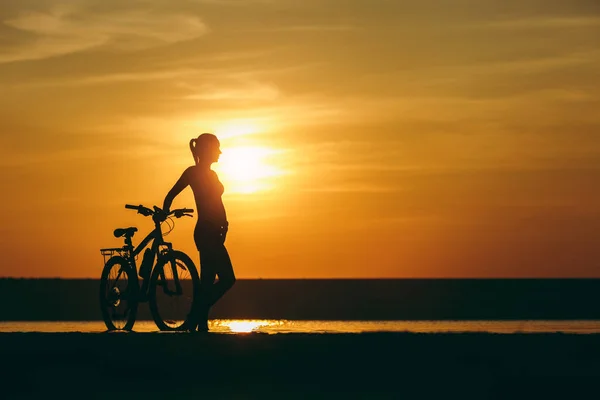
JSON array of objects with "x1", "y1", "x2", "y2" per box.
[
  {"x1": 108, "y1": 268, "x2": 125, "y2": 292},
  {"x1": 151, "y1": 257, "x2": 195, "y2": 330},
  {"x1": 101, "y1": 259, "x2": 135, "y2": 330},
  {"x1": 171, "y1": 260, "x2": 183, "y2": 295}
]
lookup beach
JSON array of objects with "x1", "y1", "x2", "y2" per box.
[{"x1": 3, "y1": 332, "x2": 600, "y2": 399}]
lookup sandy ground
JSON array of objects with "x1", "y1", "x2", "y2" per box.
[{"x1": 2, "y1": 332, "x2": 600, "y2": 399}]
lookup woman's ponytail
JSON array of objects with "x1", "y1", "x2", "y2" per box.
[{"x1": 189, "y1": 138, "x2": 199, "y2": 165}]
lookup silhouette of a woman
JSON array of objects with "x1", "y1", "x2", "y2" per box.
[{"x1": 162, "y1": 133, "x2": 235, "y2": 332}]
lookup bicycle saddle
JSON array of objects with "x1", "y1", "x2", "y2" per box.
[{"x1": 113, "y1": 227, "x2": 138, "y2": 238}]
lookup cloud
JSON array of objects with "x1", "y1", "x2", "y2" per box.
[
  {"x1": 301, "y1": 184, "x2": 403, "y2": 193},
  {"x1": 460, "y1": 51, "x2": 597, "y2": 76},
  {"x1": 192, "y1": 0, "x2": 277, "y2": 4},
  {"x1": 245, "y1": 25, "x2": 358, "y2": 32},
  {"x1": 5, "y1": 48, "x2": 284, "y2": 88},
  {"x1": 0, "y1": 4, "x2": 208, "y2": 63},
  {"x1": 16, "y1": 68, "x2": 202, "y2": 88},
  {"x1": 482, "y1": 16, "x2": 600, "y2": 29},
  {"x1": 183, "y1": 81, "x2": 281, "y2": 101}
]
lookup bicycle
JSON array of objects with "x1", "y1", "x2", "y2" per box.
[{"x1": 99, "y1": 204, "x2": 200, "y2": 331}]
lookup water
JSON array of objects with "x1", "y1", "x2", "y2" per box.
[{"x1": 2, "y1": 320, "x2": 600, "y2": 334}]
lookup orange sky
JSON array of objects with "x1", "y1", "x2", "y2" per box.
[{"x1": 1, "y1": 0, "x2": 599, "y2": 278}]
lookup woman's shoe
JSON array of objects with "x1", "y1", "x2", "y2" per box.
[{"x1": 196, "y1": 321, "x2": 209, "y2": 333}]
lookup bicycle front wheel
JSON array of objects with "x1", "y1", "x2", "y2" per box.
[
  {"x1": 99, "y1": 256, "x2": 139, "y2": 331},
  {"x1": 149, "y1": 250, "x2": 200, "y2": 331}
]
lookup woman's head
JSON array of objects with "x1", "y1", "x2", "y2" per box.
[{"x1": 190, "y1": 133, "x2": 221, "y2": 166}]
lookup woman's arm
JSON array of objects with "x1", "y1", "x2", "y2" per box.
[{"x1": 162, "y1": 167, "x2": 192, "y2": 212}]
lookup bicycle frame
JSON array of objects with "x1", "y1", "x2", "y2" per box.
[{"x1": 101, "y1": 214, "x2": 183, "y2": 302}]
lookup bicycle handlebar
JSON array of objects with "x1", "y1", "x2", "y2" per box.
[{"x1": 124, "y1": 204, "x2": 194, "y2": 218}]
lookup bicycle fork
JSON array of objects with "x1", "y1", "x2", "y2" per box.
[{"x1": 158, "y1": 256, "x2": 183, "y2": 296}]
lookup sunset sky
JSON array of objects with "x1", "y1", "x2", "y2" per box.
[{"x1": 1, "y1": 0, "x2": 599, "y2": 278}]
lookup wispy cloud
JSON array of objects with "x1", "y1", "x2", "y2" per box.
[
  {"x1": 112, "y1": 96, "x2": 344, "y2": 139},
  {"x1": 183, "y1": 81, "x2": 281, "y2": 101},
  {"x1": 15, "y1": 68, "x2": 202, "y2": 88},
  {"x1": 192, "y1": 0, "x2": 278, "y2": 5},
  {"x1": 0, "y1": 5, "x2": 208, "y2": 63},
  {"x1": 301, "y1": 184, "x2": 403, "y2": 193},
  {"x1": 482, "y1": 16, "x2": 600, "y2": 29},
  {"x1": 245, "y1": 25, "x2": 358, "y2": 32}
]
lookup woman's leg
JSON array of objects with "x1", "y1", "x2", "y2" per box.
[
  {"x1": 197, "y1": 253, "x2": 216, "y2": 331},
  {"x1": 209, "y1": 244, "x2": 236, "y2": 306},
  {"x1": 194, "y1": 223, "x2": 235, "y2": 329},
  {"x1": 194, "y1": 223, "x2": 214, "y2": 331},
  {"x1": 197, "y1": 245, "x2": 236, "y2": 329}
]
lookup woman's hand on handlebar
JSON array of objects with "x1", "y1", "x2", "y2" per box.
[
  {"x1": 125, "y1": 204, "x2": 193, "y2": 220},
  {"x1": 173, "y1": 209, "x2": 194, "y2": 218},
  {"x1": 157, "y1": 206, "x2": 194, "y2": 220}
]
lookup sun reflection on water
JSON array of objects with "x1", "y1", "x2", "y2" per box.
[{"x1": 212, "y1": 319, "x2": 281, "y2": 333}]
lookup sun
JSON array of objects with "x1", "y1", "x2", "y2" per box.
[
  {"x1": 207, "y1": 120, "x2": 287, "y2": 194},
  {"x1": 214, "y1": 146, "x2": 283, "y2": 194}
]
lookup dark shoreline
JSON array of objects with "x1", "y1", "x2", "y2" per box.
[
  {"x1": 3, "y1": 332, "x2": 600, "y2": 398},
  {"x1": 3, "y1": 278, "x2": 600, "y2": 321}
]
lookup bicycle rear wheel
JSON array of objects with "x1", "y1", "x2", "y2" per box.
[
  {"x1": 149, "y1": 250, "x2": 200, "y2": 331},
  {"x1": 99, "y1": 256, "x2": 139, "y2": 331}
]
